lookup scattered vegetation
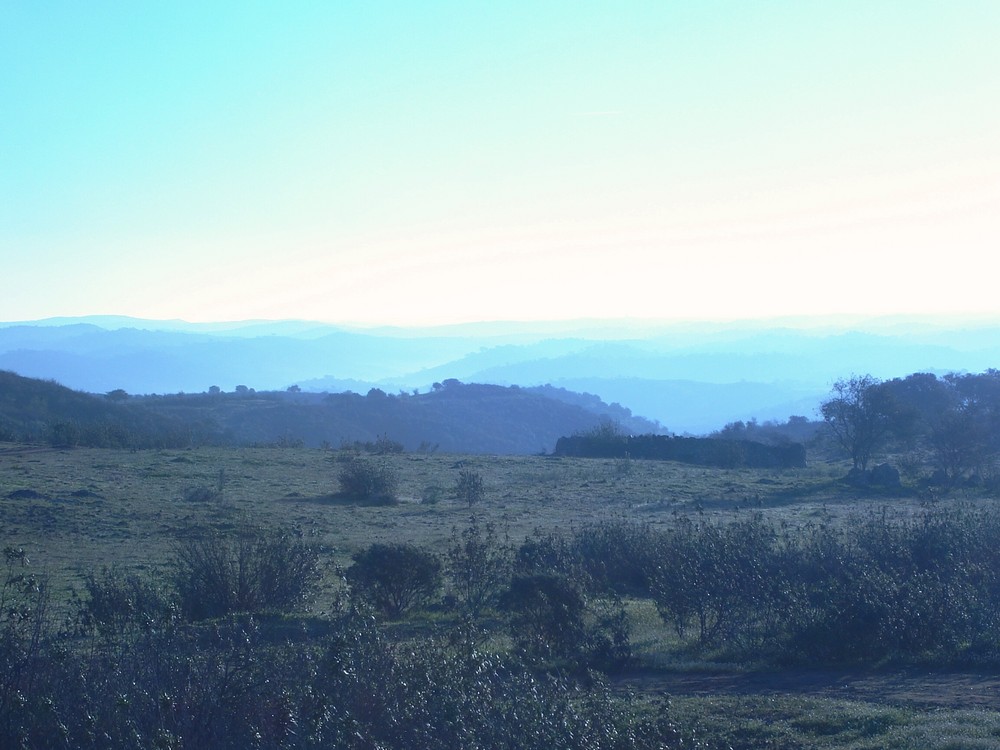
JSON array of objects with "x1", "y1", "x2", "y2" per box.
[
  {"x1": 4, "y1": 367, "x2": 1000, "y2": 746},
  {"x1": 340, "y1": 433, "x2": 404, "y2": 454}
]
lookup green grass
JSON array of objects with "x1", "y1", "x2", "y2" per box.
[
  {"x1": 0, "y1": 443, "x2": 991, "y2": 604},
  {"x1": 0, "y1": 446, "x2": 817, "y2": 571},
  {"x1": 668, "y1": 695, "x2": 1000, "y2": 749},
  {"x1": 3, "y1": 443, "x2": 1000, "y2": 748}
]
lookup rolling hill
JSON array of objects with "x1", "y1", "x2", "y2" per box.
[
  {"x1": 3, "y1": 315, "x2": 999, "y2": 434},
  {"x1": 0, "y1": 371, "x2": 657, "y2": 454}
]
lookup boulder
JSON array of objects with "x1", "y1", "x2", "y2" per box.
[{"x1": 870, "y1": 463, "x2": 901, "y2": 487}]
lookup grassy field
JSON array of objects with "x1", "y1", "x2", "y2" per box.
[
  {"x1": 3, "y1": 442, "x2": 1000, "y2": 748},
  {"x1": 0, "y1": 443, "x2": 872, "y2": 597}
]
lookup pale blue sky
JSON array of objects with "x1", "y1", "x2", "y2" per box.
[{"x1": 2, "y1": 1, "x2": 998, "y2": 325}]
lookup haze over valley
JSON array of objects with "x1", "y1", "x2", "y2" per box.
[{"x1": 4, "y1": 314, "x2": 1000, "y2": 438}]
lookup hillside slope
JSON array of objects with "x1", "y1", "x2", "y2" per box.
[
  {"x1": 0, "y1": 370, "x2": 197, "y2": 447},
  {"x1": 0, "y1": 372, "x2": 657, "y2": 454},
  {"x1": 138, "y1": 381, "x2": 658, "y2": 454}
]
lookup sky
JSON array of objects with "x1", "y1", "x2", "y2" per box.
[{"x1": 2, "y1": 1, "x2": 998, "y2": 327}]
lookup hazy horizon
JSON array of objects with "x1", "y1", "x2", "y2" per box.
[{"x1": 5, "y1": 310, "x2": 1000, "y2": 337}]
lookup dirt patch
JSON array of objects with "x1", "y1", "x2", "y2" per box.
[{"x1": 620, "y1": 668, "x2": 1000, "y2": 710}]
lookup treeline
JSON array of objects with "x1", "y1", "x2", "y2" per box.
[
  {"x1": 710, "y1": 415, "x2": 821, "y2": 446},
  {"x1": 140, "y1": 381, "x2": 653, "y2": 453},
  {"x1": 821, "y1": 371, "x2": 1000, "y2": 485}
]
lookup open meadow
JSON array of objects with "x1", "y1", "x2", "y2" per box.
[
  {"x1": 4, "y1": 442, "x2": 1000, "y2": 748},
  {"x1": 0, "y1": 442, "x2": 881, "y2": 600}
]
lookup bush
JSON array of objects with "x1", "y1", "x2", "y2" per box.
[
  {"x1": 501, "y1": 572, "x2": 634, "y2": 672},
  {"x1": 420, "y1": 484, "x2": 445, "y2": 504},
  {"x1": 572, "y1": 520, "x2": 659, "y2": 597},
  {"x1": 346, "y1": 543, "x2": 442, "y2": 619},
  {"x1": 514, "y1": 530, "x2": 589, "y2": 589},
  {"x1": 648, "y1": 514, "x2": 789, "y2": 650},
  {"x1": 455, "y1": 469, "x2": 485, "y2": 507},
  {"x1": 502, "y1": 573, "x2": 588, "y2": 663},
  {"x1": 72, "y1": 565, "x2": 175, "y2": 646},
  {"x1": 0, "y1": 547, "x2": 52, "y2": 747},
  {"x1": 315, "y1": 610, "x2": 683, "y2": 749},
  {"x1": 337, "y1": 456, "x2": 398, "y2": 503},
  {"x1": 445, "y1": 516, "x2": 512, "y2": 617},
  {"x1": 172, "y1": 523, "x2": 322, "y2": 620}
]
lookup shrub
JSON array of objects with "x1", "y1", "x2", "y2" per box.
[
  {"x1": 171, "y1": 523, "x2": 322, "y2": 620},
  {"x1": 420, "y1": 484, "x2": 445, "y2": 504},
  {"x1": 502, "y1": 573, "x2": 587, "y2": 663},
  {"x1": 649, "y1": 514, "x2": 788, "y2": 649},
  {"x1": 315, "y1": 609, "x2": 683, "y2": 749},
  {"x1": 445, "y1": 516, "x2": 512, "y2": 617},
  {"x1": 501, "y1": 571, "x2": 634, "y2": 672},
  {"x1": 0, "y1": 547, "x2": 52, "y2": 747},
  {"x1": 572, "y1": 520, "x2": 660, "y2": 597},
  {"x1": 455, "y1": 469, "x2": 485, "y2": 507},
  {"x1": 337, "y1": 456, "x2": 398, "y2": 503},
  {"x1": 182, "y1": 484, "x2": 222, "y2": 503},
  {"x1": 345, "y1": 543, "x2": 442, "y2": 619},
  {"x1": 72, "y1": 565, "x2": 175, "y2": 645},
  {"x1": 585, "y1": 595, "x2": 634, "y2": 673}
]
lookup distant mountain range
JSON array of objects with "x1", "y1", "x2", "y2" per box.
[{"x1": 2, "y1": 314, "x2": 999, "y2": 434}]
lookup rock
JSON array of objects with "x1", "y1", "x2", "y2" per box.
[{"x1": 870, "y1": 463, "x2": 901, "y2": 487}]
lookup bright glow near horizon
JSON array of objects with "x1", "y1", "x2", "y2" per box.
[{"x1": 2, "y1": 2, "x2": 998, "y2": 326}]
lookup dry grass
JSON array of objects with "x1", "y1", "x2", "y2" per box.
[
  {"x1": 0, "y1": 443, "x2": 986, "y2": 599},
  {"x1": 4, "y1": 443, "x2": 1000, "y2": 749}
]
